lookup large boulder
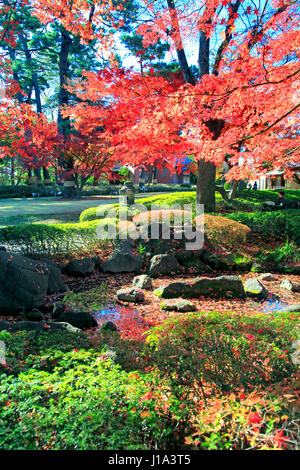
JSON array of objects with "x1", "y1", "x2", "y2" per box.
[
  {"x1": 0, "y1": 320, "x2": 81, "y2": 334},
  {"x1": 41, "y1": 260, "x2": 67, "y2": 294},
  {"x1": 56, "y1": 311, "x2": 97, "y2": 330},
  {"x1": 101, "y1": 240, "x2": 142, "y2": 273},
  {"x1": 62, "y1": 258, "x2": 95, "y2": 277},
  {"x1": 154, "y1": 276, "x2": 246, "y2": 299},
  {"x1": 244, "y1": 278, "x2": 269, "y2": 300},
  {"x1": 202, "y1": 250, "x2": 235, "y2": 271},
  {"x1": 148, "y1": 254, "x2": 183, "y2": 277},
  {"x1": 0, "y1": 252, "x2": 49, "y2": 314}
]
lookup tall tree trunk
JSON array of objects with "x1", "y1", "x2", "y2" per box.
[
  {"x1": 197, "y1": 28, "x2": 217, "y2": 212},
  {"x1": 19, "y1": 31, "x2": 52, "y2": 186},
  {"x1": 10, "y1": 158, "x2": 15, "y2": 186},
  {"x1": 196, "y1": 161, "x2": 216, "y2": 211},
  {"x1": 166, "y1": 1, "x2": 218, "y2": 211},
  {"x1": 58, "y1": 29, "x2": 75, "y2": 198},
  {"x1": 229, "y1": 180, "x2": 239, "y2": 201}
]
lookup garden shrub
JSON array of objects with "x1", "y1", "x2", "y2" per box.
[
  {"x1": 256, "y1": 240, "x2": 300, "y2": 266},
  {"x1": 185, "y1": 385, "x2": 299, "y2": 450},
  {"x1": 0, "y1": 347, "x2": 182, "y2": 450},
  {"x1": 237, "y1": 189, "x2": 300, "y2": 206},
  {"x1": 194, "y1": 214, "x2": 251, "y2": 247},
  {"x1": 0, "y1": 219, "x2": 117, "y2": 255},
  {"x1": 79, "y1": 204, "x2": 139, "y2": 223},
  {"x1": 137, "y1": 192, "x2": 197, "y2": 210},
  {"x1": 225, "y1": 209, "x2": 300, "y2": 243},
  {"x1": 133, "y1": 209, "x2": 193, "y2": 225},
  {"x1": 144, "y1": 311, "x2": 299, "y2": 397}
]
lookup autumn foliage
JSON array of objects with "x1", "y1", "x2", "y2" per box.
[{"x1": 0, "y1": 0, "x2": 299, "y2": 185}]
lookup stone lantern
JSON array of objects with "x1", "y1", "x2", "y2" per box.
[{"x1": 119, "y1": 180, "x2": 135, "y2": 206}]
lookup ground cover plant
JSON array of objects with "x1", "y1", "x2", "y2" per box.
[{"x1": 0, "y1": 309, "x2": 299, "y2": 450}]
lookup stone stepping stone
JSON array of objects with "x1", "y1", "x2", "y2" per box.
[
  {"x1": 259, "y1": 273, "x2": 276, "y2": 281},
  {"x1": 161, "y1": 299, "x2": 197, "y2": 312},
  {"x1": 280, "y1": 279, "x2": 300, "y2": 293},
  {"x1": 116, "y1": 287, "x2": 145, "y2": 303}
]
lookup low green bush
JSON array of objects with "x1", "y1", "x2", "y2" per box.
[
  {"x1": 0, "y1": 331, "x2": 182, "y2": 450},
  {"x1": 0, "y1": 218, "x2": 117, "y2": 255},
  {"x1": 256, "y1": 240, "x2": 300, "y2": 266},
  {"x1": 225, "y1": 209, "x2": 300, "y2": 243},
  {"x1": 79, "y1": 204, "x2": 138, "y2": 223}
]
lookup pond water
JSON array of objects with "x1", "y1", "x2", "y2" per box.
[
  {"x1": 93, "y1": 304, "x2": 150, "y2": 339},
  {"x1": 91, "y1": 294, "x2": 290, "y2": 337},
  {"x1": 259, "y1": 294, "x2": 289, "y2": 314}
]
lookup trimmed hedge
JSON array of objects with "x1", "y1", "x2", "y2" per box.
[
  {"x1": 0, "y1": 218, "x2": 117, "y2": 255},
  {"x1": 79, "y1": 192, "x2": 198, "y2": 222},
  {"x1": 225, "y1": 209, "x2": 300, "y2": 243},
  {"x1": 0, "y1": 184, "x2": 57, "y2": 199}
]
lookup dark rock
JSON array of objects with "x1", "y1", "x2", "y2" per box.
[
  {"x1": 0, "y1": 320, "x2": 81, "y2": 334},
  {"x1": 40, "y1": 258, "x2": 63, "y2": 271},
  {"x1": 161, "y1": 299, "x2": 197, "y2": 312},
  {"x1": 132, "y1": 274, "x2": 153, "y2": 290},
  {"x1": 25, "y1": 309, "x2": 43, "y2": 321},
  {"x1": 101, "y1": 240, "x2": 142, "y2": 273},
  {"x1": 0, "y1": 246, "x2": 6, "y2": 251},
  {"x1": 154, "y1": 281, "x2": 191, "y2": 298},
  {"x1": 155, "y1": 276, "x2": 246, "y2": 299},
  {"x1": 140, "y1": 237, "x2": 185, "y2": 256},
  {"x1": 0, "y1": 252, "x2": 49, "y2": 314},
  {"x1": 92, "y1": 256, "x2": 102, "y2": 269},
  {"x1": 52, "y1": 303, "x2": 66, "y2": 319},
  {"x1": 55, "y1": 311, "x2": 97, "y2": 329},
  {"x1": 175, "y1": 248, "x2": 203, "y2": 264},
  {"x1": 202, "y1": 250, "x2": 235, "y2": 270},
  {"x1": 101, "y1": 321, "x2": 118, "y2": 332},
  {"x1": 116, "y1": 287, "x2": 145, "y2": 303},
  {"x1": 148, "y1": 254, "x2": 183, "y2": 277},
  {"x1": 62, "y1": 258, "x2": 95, "y2": 277},
  {"x1": 47, "y1": 265, "x2": 67, "y2": 294},
  {"x1": 182, "y1": 258, "x2": 213, "y2": 274},
  {"x1": 234, "y1": 262, "x2": 252, "y2": 272},
  {"x1": 244, "y1": 278, "x2": 269, "y2": 300}
]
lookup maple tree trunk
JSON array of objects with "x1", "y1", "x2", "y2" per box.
[
  {"x1": 196, "y1": 160, "x2": 216, "y2": 212},
  {"x1": 196, "y1": 26, "x2": 218, "y2": 212}
]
